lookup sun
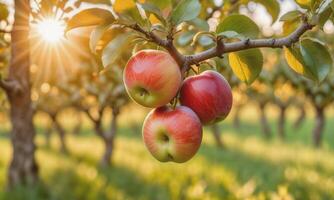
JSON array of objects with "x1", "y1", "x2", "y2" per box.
[{"x1": 36, "y1": 18, "x2": 65, "y2": 43}]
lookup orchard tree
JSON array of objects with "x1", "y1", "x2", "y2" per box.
[
  {"x1": 288, "y1": 65, "x2": 334, "y2": 147},
  {"x1": 272, "y1": 66, "x2": 297, "y2": 139},
  {"x1": 246, "y1": 74, "x2": 274, "y2": 138},
  {"x1": 0, "y1": 0, "x2": 39, "y2": 186},
  {"x1": 66, "y1": 0, "x2": 334, "y2": 162},
  {"x1": 283, "y1": 29, "x2": 334, "y2": 147},
  {"x1": 32, "y1": 84, "x2": 71, "y2": 153},
  {"x1": 60, "y1": 57, "x2": 129, "y2": 166},
  {"x1": 307, "y1": 77, "x2": 334, "y2": 147},
  {"x1": 0, "y1": 0, "x2": 92, "y2": 187}
]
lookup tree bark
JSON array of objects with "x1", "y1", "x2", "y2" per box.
[
  {"x1": 210, "y1": 124, "x2": 224, "y2": 148},
  {"x1": 294, "y1": 105, "x2": 306, "y2": 129},
  {"x1": 72, "y1": 111, "x2": 82, "y2": 135},
  {"x1": 6, "y1": 0, "x2": 38, "y2": 187},
  {"x1": 278, "y1": 105, "x2": 286, "y2": 140},
  {"x1": 313, "y1": 107, "x2": 325, "y2": 148},
  {"x1": 51, "y1": 115, "x2": 68, "y2": 154},
  {"x1": 259, "y1": 103, "x2": 271, "y2": 138},
  {"x1": 100, "y1": 108, "x2": 119, "y2": 167}
]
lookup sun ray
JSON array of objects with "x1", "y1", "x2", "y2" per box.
[
  {"x1": 35, "y1": 18, "x2": 65, "y2": 43},
  {"x1": 30, "y1": 16, "x2": 98, "y2": 86}
]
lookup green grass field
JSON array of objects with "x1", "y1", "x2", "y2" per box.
[{"x1": 1, "y1": 106, "x2": 334, "y2": 200}]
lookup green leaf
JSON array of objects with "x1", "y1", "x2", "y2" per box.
[
  {"x1": 140, "y1": 3, "x2": 166, "y2": 25},
  {"x1": 66, "y1": 8, "x2": 114, "y2": 32},
  {"x1": 0, "y1": 3, "x2": 9, "y2": 20},
  {"x1": 113, "y1": 0, "x2": 136, "y2": 12},
  {"x1": 216, "y1": 14, "x2": 260, "y2": 39},
  {"x1": 282, "y1": 18, "x2": 300, "y2": 36},
  {"x1": 102, "y1": 34, "x2": 132, "y2": 68},
  {"x1": 170, "y1": 0, "x2": 201, "y2": 25},
  {"x1": 318, "y1": 7, "x2": 332, "y2": 28},
  {"x1": 253, "y1": 0, "x2": 280, "y2": 22},
  {"x1": 90, "y1": 24, "x2": 111, "y2": 54},
  {"x1": 146, "y1": 0, "x2": 171, "y2": 10},
  {"x1": 228, "y1": 49, "x2": 263, "y2": 85},
  {"x1": 177, "y1": 31, "x2": 195, "y2": 46},
  {"x1": 113, "y1": 0, "x2": 147, "y2": 26},
  {"x1": 316, "y1": 0, "x2": 332, "y2": 14},
  {"x1": 279, "y1": 11, "x2": 302, "y2": 22},
  {"x1": 300, "y1": 38, "x2": 332, "y2": 82},
  {"x1": 284, "y1": 46, "x2": 314, "y2": 79},
  {"x1": 191, "y1": 31, "x2": 214, "y2": 46},
  {"x1": 284, "y1": 39, "x2": 332, "y2": 82},
  {"x1": 217, "y1": 31, "x2": 246, "y2": 40},
  {"x1": 188, "y1": 18, "x2": 209, "y2": 31},
  {"x1": 198, "y1": 36, "x2": 214, "y2": 46},
  {"x1": 296, "y1": 0, "x2": 312, "y2": 9}
]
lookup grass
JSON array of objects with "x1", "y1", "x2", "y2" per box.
[{"x1": 0, "y1": 105, "x2": 334, "y2": 200}]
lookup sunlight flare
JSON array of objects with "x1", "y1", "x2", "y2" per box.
[{"x1": 36, "y1": 18, "x2": 65, "y2": 43}]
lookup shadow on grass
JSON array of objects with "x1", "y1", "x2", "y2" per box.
[
  {"x1": 36, "y1": 146, "x2": 171, "y2": 200},
  {"x1": 44, "y1": 165, "x2": 170, "y2": 200},
  {"x1": 0, "y1": 165, "x2": 169, "y2": 200},
  {"x1": 198, "y1": 140, "x2": 334, "y2": 200},
  {"x1": 0, "y1": 182, "x2": 50, "y2": 200}
]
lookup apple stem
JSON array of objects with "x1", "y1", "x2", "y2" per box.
[{"x1": 170, "y1": 96, "x2": 178, "y2": 110}]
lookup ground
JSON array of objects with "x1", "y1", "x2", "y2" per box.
[{"x1": 0, "y1": 105, "x2": 334, "y2": 200}]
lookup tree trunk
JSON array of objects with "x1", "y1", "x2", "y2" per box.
[
  {"x1": 6, "y1": 0, "x2": 38, "y2": 187},
  {"x1": 51, "y1": 115, "x2": 68, "y2": 154},
  {"x1": 313, "y1": 107, "x2": 325, "y2": 148},
  {"x1": 259, "y1": 103, "x2": 271, "y2": 138},
  {"x1": 294, "y1": 105, "x2": 306, "y2": 129},
  {"x1": 100, "y1": 108, "x2": 119, "y2": 167},
  {"x1": 233, "y1": 105, "x2": 241, "y2": 129},
  {"x1": 72, "y1": 111, "x2": 82, "y2": 135},
  {"x1": 44, "y1": 126, "x2": 52, "y2": 147},
  {"x1": 210, "y1": 124, "x2": 224, "y2": 148},
  {"x1": 92, "y1": 120, "x2": 109, "y2": 166},
  {"x1": 278, "y1": 105, "x2": 286, "y2": 140}
]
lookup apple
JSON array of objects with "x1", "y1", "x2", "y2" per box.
[
  {"x1": 142, "y1": 106, "x2": 202, "y2": 163},
  {"x1": 180, "y1": 70, "x2": 233, "y2": 125},
  {"x1": 123, "y1": 50, "x2": 182, "y2": 108}
]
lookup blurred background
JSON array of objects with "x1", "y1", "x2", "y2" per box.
[{"x1": 0, "y1": 0, "x2": 334, "y2": 199}]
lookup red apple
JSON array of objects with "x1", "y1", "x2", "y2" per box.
[
  {"x1": 180, "y1": 70, "x2": 233, "y2": 125},
  {"x1": 123, "y1": 50, "x2": 182, "y2": 108},
  {"x1": 142, "y1": 106, "x2": 202, "y2": 163}
]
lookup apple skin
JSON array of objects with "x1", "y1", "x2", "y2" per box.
[
  {"x1": 180, "y1": 70, "x2": 233, "y2": 125},
  {"x1": 123, "y1": 50, "x2": 182, "y2": 108},
  {"x1": 142, "y1": 106, "x2": 203, "y2": 163}
]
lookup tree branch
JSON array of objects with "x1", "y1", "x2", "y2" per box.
[
  {"x1": 0, "y1": 79, "x2": 22, "y2": 93},
  {"x1": 126, "y1": 24, "x2": 185, "y2": 66},
  {"x1": 189, "y1": 20, "x2": 314, "y2": 65},
  {"x1": 125, "y1": 17, "x2": 313, "y2": 75},
  {"x1": 0, "y1": 79, "x2": 12, "y2": 91},
  {"x1": 76, "y1": 106, "x2": 98, "y2": 124}
]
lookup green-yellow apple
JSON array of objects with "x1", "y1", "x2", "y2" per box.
[
  {"x1": 180, "y1": 70, "x2": 233, "y2": 125},
  {"x1": 123, "y1": 50, "x2": 181, "y2": 108},
  {"x1": 142, "y1": 106, "x2": 202, "y2": 163}
]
